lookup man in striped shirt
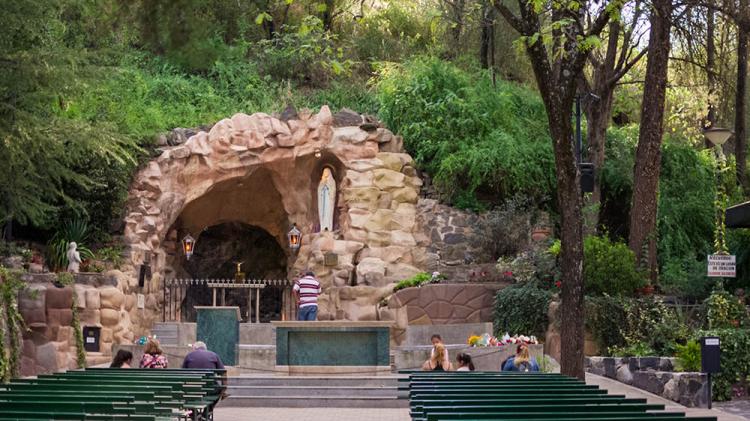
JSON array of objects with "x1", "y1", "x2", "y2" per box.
[{"x1": 293, "y1": 271, "x2": 322, "y2": 321}]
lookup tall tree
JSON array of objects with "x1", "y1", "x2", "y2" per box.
[
  {"x1": 493, "y1": 0, "x2": 623, "y2": 379},
  {"x1": 579, "y1": 2, "x2": 648, "y2": 232},
  {"x1": 479, "y1": 0, "x2": 496, "y2": 71},
  {"x1": 628, "y1": 0, "x2": 673, "y2": 280},
  {"x1": 735, "y1": 3, "x2": 748, "y2": 188}
]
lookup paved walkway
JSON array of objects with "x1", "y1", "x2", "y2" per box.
[{"x1": 213, "y1": 373, "x2": 747, "y2": 421}]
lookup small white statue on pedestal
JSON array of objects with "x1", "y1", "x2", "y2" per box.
[
  {"x1": 317, "y1": 168, "x2": 336, "y2": 232},
  {"x1": 67, "y1": 242, "x2": 82, "y2": 273}
]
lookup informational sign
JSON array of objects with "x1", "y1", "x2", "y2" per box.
[
  {"x1": 137, "y1": 293, "x2": 145, "y2": 309},
  {"x1": 86, "y1": 337, "x2": 96, "y2": 344},
  {"x1": 707, "y1": 254, "x2": 736, "y2": 277}
]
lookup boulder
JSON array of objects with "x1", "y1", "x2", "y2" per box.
[
  {"x1": 99, "y1": 287, "x2": 125, "y2": 310},
  {"x1": 391, "y1": 187, "x2": 418, "y2": 204},
  {"x1": 373, "y1": 169, "x2": 405, "y2": 190},
  {"x1": 19, "y1": 285, "x2": 46, "y2": 326},
  {"x1": 85, "y1": 289, "x2": 101, "y2": 309},
  {"x1": 46, "y1": 286, "x2": 73, "y2": 309},
  {"x1": 46, "y1": 309, "x2": 73, "y2": 327},
  {"x1": 332, "y1": 127, "x2": 369, "y2": 144},
  {"x1": 35, "y1": 342, "x2": 58, "y2": 373},
  {"x1": 356, "y1": 257, "x2": 387, "y2": 286},
  {"x1": 615, "y1": 365, "x2": 633, "y2": 385},
  {"x1": 101, "y1": 308, "x2": 120, "y2": 327}
]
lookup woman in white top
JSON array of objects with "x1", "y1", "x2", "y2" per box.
[
  {"x1": 428, "y1": 334, "x2": 450, "y2": 368},
  {"x1": 455, "y1": 352, "x2": 475, "y2": 371}
]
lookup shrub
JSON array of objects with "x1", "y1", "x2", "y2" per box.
[
  {"x1": 393, "y1": 272, "x2": 444, "y2": 292},
  {"x1": 704, "y1": 287, "x2": 748, "y2": 329},
  {"x1": 584, "y1": 235, "x2": 646, "y2": 296},
  {"x1": 494, "y1": 283, "x2": 552, "y2": 338},
  {"x1": 660, "y1": 254, "x2": 713, "y2": 300},
  {"x1": 472, "y1": 195, "x2": 538, "y2": 260},
  {"x1": 697, "y1": 329, "x2": 750, "y2": 400},
  {"x1": 674, "y1": 340, "x2": 701, "y2": 372},
  {"x1": 586, "y1": 295, "x2": 684, "y2": 356},
  {"x1": 47, "y1": 219, "x2": 94, "y2": 271},
  {"x1": 609, "y1": 341, "x2": 657, "y2": 357}
]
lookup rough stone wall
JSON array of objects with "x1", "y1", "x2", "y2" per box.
[
  {"x1": 586, "y1": 357, "x2": 708, "y2": 407},
  {"x1": 16, "y1": 273, "x2": 137, "y2": 375},
  {"x1": 386, "y1": 283, "x2": 506, "y2": 345}
]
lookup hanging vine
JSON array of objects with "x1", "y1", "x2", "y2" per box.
[
  {"x1": 0, "y1": 266, "x2": 26, "y2": 382},
  {"x1": 56, "y1": 272, "x2": 86, "y2": 368}
]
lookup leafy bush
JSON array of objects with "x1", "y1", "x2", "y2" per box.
[
  {"x1": 494, "y1": 283, "x2": 552, "y2": 338},
  {"x1": 393, "y1": 272, "x2": 443, "y2": 292},
  {"x1": 609, "y1": 341, "x2": 657, "y2": 357},
  {"x1": 586, "y1": 295, "x2": 684, "y2": 356},
  {"x1": 47, "y1": 220, "x2": 94, "y2": 271},
  {"x1": 584, "y1": 235, "x2": 646, "y2": 296},
  {"x1": 472, "y1": 195, "x2": 538, "y2": 260},
  {"x1": 697, "y1": 329, "x2": 750, "y2": 400},
  {"x1": 674, "y1": 340, "x2": 701, "y2": 372},
  {"x1": 660, "y1": 254, "x2": 713, "y2": 300},
  {"x1": 376, "y1": 57, "x2": 554, "y2": 209},
  {"x1": 95, "y1": 246, "x2": 124, "y2": 270},
  {"x1": 704, "y1": 287, "x2": 748, "y2": 329}
]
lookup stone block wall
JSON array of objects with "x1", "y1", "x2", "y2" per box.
[
  {"x1": 386, "y1": 283, "x2": 506, "y2": 345},
  {"x1": 586, "y1": 357, "x2": 708, "y2": 407},
  {"x1": 15, "y1": 271, "x2": 154, "y2": 376}
]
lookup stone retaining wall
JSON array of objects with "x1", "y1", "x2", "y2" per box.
[
  {"x1": 16, "y1": 271, "x2": 154, "y2": 376},
  {"x1": 586, "y1": 357, "x2": 708, "y2": 407}
]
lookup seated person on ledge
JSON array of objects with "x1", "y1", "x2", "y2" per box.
[
  {"x1": 423, "y1": 343, "x2": 452, "y2": 371},
  {"x1": 456, "y1": 352, "x2": 475, "y2": 371},
  {"x1": 502, "y1": 344, "x2": 540, "y2": 372}
]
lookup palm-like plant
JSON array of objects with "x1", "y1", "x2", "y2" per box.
[{"x1": 47, "y1": 219, "x2": 94, "y2": 271}]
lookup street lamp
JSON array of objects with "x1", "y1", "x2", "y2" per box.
[
  {"x1": 704, "y1": 128, "x2": 734, "y2": 256},
  {"x1": 181, "y1": 234, "x2": 196, "y2": 260},
  {"x1": 287, "y1": 224, "x2": 301, "y2": 252}
]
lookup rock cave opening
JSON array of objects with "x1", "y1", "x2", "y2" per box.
[{"x1": 179, "y1": 222, "x2": 288, "y2": 322}]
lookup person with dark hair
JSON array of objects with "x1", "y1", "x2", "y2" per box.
[
  {"x1": 422, "y1": 343, "x2": 452, "y2": 371},
  {"x1": 429, "y1": 334, "x2": 450, "y2": 368},
  {"x1": 294, "y1": 271, "x2": 321, "y2": 321},
  {"x1": 110, "y1": 350, "x2": 133, "y2": 368},
  {"x1": 456, "y1": 353, "x2": 475, "y2": 371}
]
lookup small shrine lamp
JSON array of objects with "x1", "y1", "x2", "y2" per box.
[
  {"x1": 288, "y1": 224, "x2": 301, "y2": 252},
  {"x1": 182, "y1": 234, "x2": 196, "y2": 260}
]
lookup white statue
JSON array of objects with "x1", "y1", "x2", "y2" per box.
[
  {"x1": 317, "y1": 168, "x2": 336, "y2": 232},
  {"x1": 67, "y1": 242, "x2": 82, "y2": 273}
]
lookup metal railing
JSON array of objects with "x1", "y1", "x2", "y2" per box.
[{"x1": 163, "y1": 278, "x2": 296, "y2": 323}]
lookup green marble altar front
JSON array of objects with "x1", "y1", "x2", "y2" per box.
[
  {"x1": 273, "y1": 321, "x2": 391, "y2": 374},
  {"x1": 196, "y1": 306, "x2": 240, "y2": 365}
]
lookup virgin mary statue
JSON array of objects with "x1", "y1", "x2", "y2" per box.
[{"x1": 317, "y1": 168, "x2": 336, "y2": 232}]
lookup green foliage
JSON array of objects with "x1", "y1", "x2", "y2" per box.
[
  {"x1": 583, "y1": 235, "x2": 646, "y2": 296},
  {"x1": 609, "y1": 341, "x2": 657, "y2": 357},
  {"x1": 660, "y1": 254, "x2": 713, "y2": 300},
  {"x1": 704, "y1": 287, "x2": 748, "y2": 329},
  {"x1": 674, "y1": 340, "x2": 701, "y2": 372},
  {"x1": 47, "y1": 220, "x2": 94, "y2": 271},
  {"x1": 697, "y1": 329, "x2": 750, "y2": 401},
  {"x1": 95, "y1": 246, "x2": 124, "y2": 269},
  {"x1": 376, "y1": 57, "x2": 555, "y2": 209},
  {"x1": 393, "y1": 272, "x2": 443, "y2": 292},
  {"x1": 473, "y1": 195, "x2": 537, "y2": 260},
  {"x1": 586, "y1": 295, "x2": 684, "y2": 356},
  {"x1": 0, "y1": 266, "x2": 26, "y2": 382},
  {"x1": 494, "y1": 283, "x2": 552, "y2": 338}
]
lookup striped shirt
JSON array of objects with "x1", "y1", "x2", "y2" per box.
[{"x1": 293, "y1": 276, "x2": 321, "y2": 308}]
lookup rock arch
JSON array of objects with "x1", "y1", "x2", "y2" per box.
[{"x1": 123, "y1": 106, "x2": 428, "y2": 324}]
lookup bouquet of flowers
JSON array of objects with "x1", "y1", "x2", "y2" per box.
[{"x1": 467, "y1": 332, "x2": 539, "y2": 347}]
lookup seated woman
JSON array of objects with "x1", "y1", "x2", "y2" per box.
[
  {"x1": 502, "y1": 344, "x2": 540, "y2": 372},
  {"x1": 422, "y1": 343, "x2": 452, "y2": 371},
  {"x1": 139, "y1": 338, "x2": 169, "y2": 369},
  {"x1": 455, "y1": 352, "x2": 475, "y2": 371},
  {"x1": 110, "y1": 350, "x2": 133, "y2": 368}
]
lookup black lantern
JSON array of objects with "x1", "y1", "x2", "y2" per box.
[
  {"x1": 288, "y1": 224, "x2": 301, "y2": 252},
  {"x1": 182, "y1": 234, "x2": 196, "y2": 260}
]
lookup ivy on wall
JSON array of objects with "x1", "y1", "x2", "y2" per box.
[
  {"x1": 56, "y1": 272, "x2": 86, "y2": 369},
  {"x1": 0, "y1": 266, "x2": 26, "y2": 382}
]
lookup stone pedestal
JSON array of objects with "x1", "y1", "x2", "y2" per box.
[
  {"x1": 196, "y1": 306, "x2": 240, "y2": 365},
  {"x1": 273, "y1": 321, "x2": 391, "y2": 375}
]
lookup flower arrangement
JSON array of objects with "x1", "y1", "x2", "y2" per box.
[{"x1": 467, "y1": 333, "x2": 539, "y2": 347}]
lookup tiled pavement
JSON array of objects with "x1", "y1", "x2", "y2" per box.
[
  {"x1": 213, "y1": 373, "x2": 748, "y2": 421},
  {"x1": 715, "y1": 398, "x2": 750, "y2": 420}
]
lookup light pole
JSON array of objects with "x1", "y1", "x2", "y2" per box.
[{"x1": 704, "y1": 127, "x2": 734, "y2": 256}]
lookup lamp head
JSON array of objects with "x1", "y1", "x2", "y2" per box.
[{"x1": 704, "y1": 127, "x2": 734, "y2": 146}]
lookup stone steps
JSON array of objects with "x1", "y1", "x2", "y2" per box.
[{"x1": 221, "y1": 376, "x2": 407, "y2": 408}]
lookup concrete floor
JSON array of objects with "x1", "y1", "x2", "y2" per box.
[{"x1": 213, "y1": 373, "x2": 748, "y2": 421}]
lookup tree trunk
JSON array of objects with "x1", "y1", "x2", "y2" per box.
[
  {"x1": 583, "y1": 88, "x2": 615, "y2": 234},
  {"x1": 736, "y1": 27, "x2": 748, "y2": 188},
  {"x1": 706, "y1": 3, "x2": 717, "y2": 131},
  {"x1": 480, "y1": 2, "x2": 495, "y2": 69},
  {"x1": 629, "y1": 0, "x2": 672, "y2": 281},
  {"x1": 322, "y1": 0, "x2": 335, "y2": 31}
]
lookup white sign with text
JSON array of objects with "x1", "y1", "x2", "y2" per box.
[{"x1": 707, "y1": 254, "x2": 736, "y2": 277}]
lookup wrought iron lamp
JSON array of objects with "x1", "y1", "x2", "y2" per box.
[
  {"x1": 287, "y1": 224, "x2": 301, "y2": 252},
  {"x1": 182, "y1": 234, "x2": 196, "y2": 260}
]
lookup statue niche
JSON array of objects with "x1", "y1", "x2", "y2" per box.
[{"x1": 317, "y1": 167, "x2": 336, "y2": 232}]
